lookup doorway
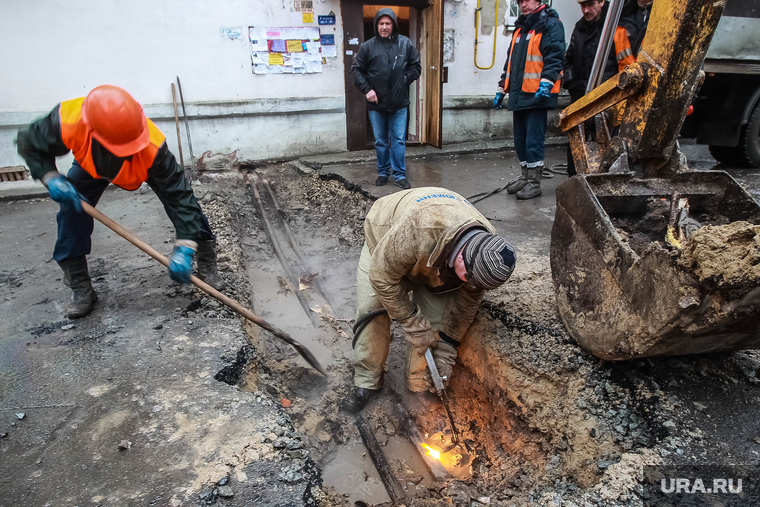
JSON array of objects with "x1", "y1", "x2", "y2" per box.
[
  {"x1": 342, "y1": 0, "x2": 443, "y2": 151},
  {"x1": 361, "y1": 6, "x2": 419, "y2": 146}
]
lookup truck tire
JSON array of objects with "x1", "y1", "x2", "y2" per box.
[
  {"x1": 708, "y1": 145, "x2": 743, "y2": 166},
  {"x1": 738, "y1": 101, "x2": 760, "y2": 168}
]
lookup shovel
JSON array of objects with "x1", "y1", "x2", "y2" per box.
[{"x1": 81, "y1": 201, "x2": 326, "y2": 376}]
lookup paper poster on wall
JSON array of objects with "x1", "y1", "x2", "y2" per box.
[
  {"x1": 249, "y1": 26, "x2": 324, "y2": 74},
  {"x1": 321, "y1": 45, "x2": 337, "y2": 58}
]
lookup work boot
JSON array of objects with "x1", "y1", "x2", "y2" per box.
[
  {"x1": 516, "y1": 166, "x2": 543, "y2": 200},
  {"x1": 341, "y1": 387, "x2": 378, "y2": 413},
  {"x1": 196, "y1": 240, "x2": 227, "y2": 291},
  {"x1": 58, "y1": 257, "x2": 97, "y2": 319},
  {"x1": 506, "y1": 166, "x2": 529, "y2": 194}
]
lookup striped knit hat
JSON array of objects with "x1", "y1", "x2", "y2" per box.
[{"x1": 462, "y1": 232, "x2": 516, "y2": 290}]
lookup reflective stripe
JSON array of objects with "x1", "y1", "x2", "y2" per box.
[
  {"x1": 524, "y1": 73, "x2": 542, "y2": 80},
  {"x1": 526, "y1": 55, "x2": 543, "y2": 62},
  {"x1": 617, "y1": 48, "x2": 632, "y2": 62}
]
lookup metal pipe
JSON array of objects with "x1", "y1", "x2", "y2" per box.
[
  {"x1": 473, "y1": 0, "x2": 500, "y2": 70},
  {"x1": 586, "y1": 0, "x2": 625, "y2": 94},
  {"x1": 245, "y1": 174, "x2": 319, "y2": 329}
]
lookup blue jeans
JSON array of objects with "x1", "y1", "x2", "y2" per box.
[
  {"x1": 368, "y1": 108, "x2": 407, "y2": 180},
  {"x1": 53, "y1": 162, "x2": 213, "y2": 263},
  {"x1": 513, "y1": 109, "x2": 548, "y2": 167}
]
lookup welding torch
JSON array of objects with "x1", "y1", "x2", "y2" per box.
[{"x1": 424, "y1": 347, "x2": 460, "y2": 445}]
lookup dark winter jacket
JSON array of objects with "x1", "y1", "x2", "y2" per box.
[
  {"x1": 499, "y1": 5, "x2": 566, "y2": 111},
  {"x1": 350, "y1": 8, "x2": 422, "y2": 112},
  {"x1": 563, "y1": 2, "x2": 619, "y2": 102},
  {"x1": 620, "y1": 1, "x2": 651, "y2": 56},
  {"x1": 16, "y1": 106, "x2": 206, "y2": 241}
]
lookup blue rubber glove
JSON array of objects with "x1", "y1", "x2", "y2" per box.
[
  {"x1": 45, "y1": 174, "x2": 82, "y2": 212},
  {"x1": 535, "y1": 80, "x2": 553, "y2": 99},
  {"x1": 168, "y1": 245, "x2": 195, "y2": 284},
  {"x1": 493, "y1": 92, "x2": 505, "y2": 110}
]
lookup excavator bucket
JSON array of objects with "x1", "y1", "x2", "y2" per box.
[{"x1": 551, "y1": 171, "x2": 760, "y2": 360}]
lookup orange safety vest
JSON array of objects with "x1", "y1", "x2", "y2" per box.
[
  {"x1": 58, "y1": 97, "x2": 165, "y2": 191},
  {"x1": 504, "y1": 27, "x2": 561, "y2": 95},
  {"x1": 614, "y1": 26, "x2": 635, "y2": 73}
]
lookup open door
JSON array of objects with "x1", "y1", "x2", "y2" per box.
[{"x1": 420, "y1": 0, "x2": 444, "y2": 148}]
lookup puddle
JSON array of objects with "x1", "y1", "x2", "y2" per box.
[
  {"x1": 321, "y1": 432, "x2": 435, "y2": 505},
  {"x1": 321, "y1": 435, "x2": 390, "y2": 505}
]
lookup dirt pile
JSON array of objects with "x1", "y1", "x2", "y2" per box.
[{"x1": 678, "y1": 221, "x2": 760, "y2": 289}]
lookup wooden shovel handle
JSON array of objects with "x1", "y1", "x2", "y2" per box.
[{"x1": 81, "y1": 201, "x2": 326, "y2": 375}]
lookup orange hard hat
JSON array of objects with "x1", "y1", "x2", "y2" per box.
[{"x1": 81, "y1": 85, "x2": 150, "y2": 157}]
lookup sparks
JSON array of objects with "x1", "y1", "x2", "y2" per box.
[{"x1": 421, "y1": 443, "x2": 441, "y2": 460}]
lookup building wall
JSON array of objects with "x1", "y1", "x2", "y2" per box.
[{"x1": 0, "y1": 0, "x2": 580, "y2": 170}]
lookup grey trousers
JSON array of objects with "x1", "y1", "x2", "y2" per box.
[{"x1": 353, "y1": 243, "x2": 460, "y2": 391}]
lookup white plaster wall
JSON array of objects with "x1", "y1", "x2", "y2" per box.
[
  {"x1": 0, "y1": 0, "x2": 580, "y2": 169},
  {"x1": 0, "y1": 0, "x2": 346, "y2": 109}
]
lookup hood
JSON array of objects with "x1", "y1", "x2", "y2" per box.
[
  {"x1": 516, "y1": 4, "x2": 560, "y2": 30},
  {"x1": 374, "y1": 8, "x2": 399, "y2": 38}
]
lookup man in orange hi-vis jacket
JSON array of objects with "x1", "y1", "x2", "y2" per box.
[
  {"x1": 17, "y1": 85, "x2": 225, "y2": 319},
  {"x1": 493, "y1": 0, "x2": 565, "y2": 200}
]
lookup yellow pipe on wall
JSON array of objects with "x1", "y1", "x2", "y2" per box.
[{"x1": 474, "y1": 0, "x2": 500, "y2": 70}]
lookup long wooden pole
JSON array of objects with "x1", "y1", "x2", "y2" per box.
[
  {"x1": 170, "y1": 83, "x2": 185, "y2": 169},
  {"x1": 80, "y1": 201, "x2": 326, "y2": 376}
]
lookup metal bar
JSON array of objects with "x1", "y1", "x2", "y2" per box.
[
  {"x1": 355, "y1": 414, "x2": 406, "y2": 503},
  {"x1": 586, "y1": 0, "x2": 625, "y2": 94},
  {"x1": 176, "y1": 76, "x2": 195, "y2": 179},
  {"x1": 170, "y1": 83, "x2": 185, "y2": 170}
]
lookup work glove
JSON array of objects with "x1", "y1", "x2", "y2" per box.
[
  {"x1": 493, "y1": 91, "x2": 505, "y2": 110},
  {"x1": 398, "y1": 306, "x2": 438, "y2": 351},
  {"x1": 42, "y1": 172, "x2": 82, "y2": 213},
  {"x1": 535, "y1": 80, "x2": 553, "y2": 99},
  {"x1": 168, "y1": 241, "x2": 197, "y2": 284},
  {"x1": 424, "y1": 341, "x2": 458, "y2": 393}
]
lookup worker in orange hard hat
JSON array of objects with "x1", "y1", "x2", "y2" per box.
[{"x1": 16, "y1": 85, "x2": 226, "y2": 319}]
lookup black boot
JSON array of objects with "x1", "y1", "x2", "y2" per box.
[
  {"x1": 196, "y1": 240, "x2": 226, "y2": 291},
  {"x1": 58, "y1": 257, "x2": 97, "y2": 319},
  {"x1": 516, "y1": 166, "x2": 543, "y2": 200},
  {"x1": 341, "y1": 387, "x2": 378, "y2": 413},
  {"x1": 506, "y1": 166, "x2": 529, "y2": 194}
]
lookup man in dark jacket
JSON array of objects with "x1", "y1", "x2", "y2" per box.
[
  {"x1": 620, "y1": 0, "x2": 652, "y2": 58},
  {"x1": 16, "y1": 85, "x2": 225, "y2": 320},
  {"x1": 350, "y1": 8, "x2": 421, "y2": 190},
  {"x1": 494, "y1": 0, "x2": 565, "y2": 200},
  {"x1": 563, "y1": 0, "x2": 619, "y2": 175}
]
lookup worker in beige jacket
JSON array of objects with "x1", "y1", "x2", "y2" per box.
[{"x1": 344, "y1": 187, "x2": 516, "y2": 412}]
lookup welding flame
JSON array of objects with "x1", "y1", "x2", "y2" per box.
[{"x1": 421, "y1": 443, "x2": 441, "y2": 460}]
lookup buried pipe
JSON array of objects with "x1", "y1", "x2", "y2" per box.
[
  {"x1": 355, "y1": 414, "x2": 406, "y2": 504},
  {"x1": 259, "y1": 175, "x2": 334, "y2": 308},
  {"x1": 244, "y1": 173, "x2": 319, "y2": 328}
]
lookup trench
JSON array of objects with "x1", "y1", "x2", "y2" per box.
[{"x1": 200, "y1": 165, "x2": 660, "y2": 506}]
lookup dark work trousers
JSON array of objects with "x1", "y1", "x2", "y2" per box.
[
  {"x1": 53, "y1": 161, "x2": 213, "y2": 263},
  {"x1": 513, "y1": 109, "x2": 549, "y2": 168}
]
